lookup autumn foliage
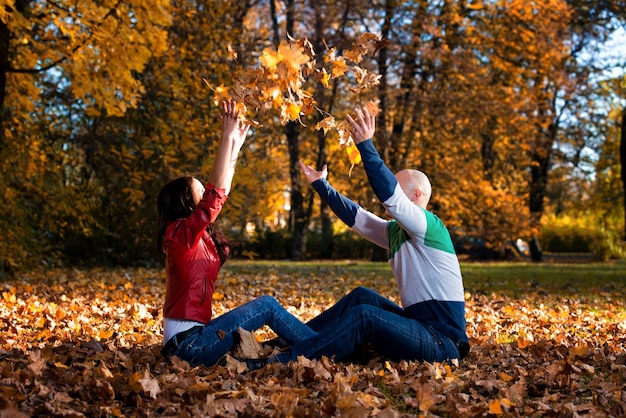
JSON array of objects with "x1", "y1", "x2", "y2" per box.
[
  {"x1": 0, "y1": 1, "x2": 624, "y2": 272},
  {"x1": 1, "y1": 262, "x2": 625, "y2": 416},
  {"x1": 207, "y1": 33, "x2": 384, "y2": 145}
]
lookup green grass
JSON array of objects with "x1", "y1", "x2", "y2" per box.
[
  {"x1": 225, "y1": 258, "x2": 626, "y2": 298},
  {"x1": 460, "y1": 259, "x2": 626, "y2": 297}
]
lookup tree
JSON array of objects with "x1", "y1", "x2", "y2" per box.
[
  {"x1": 0, "y1": 0, "x2": 171, "y2": 272},
  {"x1": 2, "y1": 0, "x2": 625, "y2": 271},
  {"x1": 620, "y1": 107, "x2": 626, "y2": 239},
  {"x1": 67, "y1": 0, "x2": 257, "y2": 263}
]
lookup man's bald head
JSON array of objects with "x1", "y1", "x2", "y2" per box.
[{"x1": 395, "y1": 169, "x2": 432, "y2": 208}]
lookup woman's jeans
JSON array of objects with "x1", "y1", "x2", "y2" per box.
[
  {"x1": 167, "y1": 295, "x2": 315, "y2": 367},
  {"x1": 275, "y1": 286, "x2": 462, "y2": 364}
]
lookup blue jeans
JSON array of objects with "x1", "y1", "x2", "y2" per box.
[
  {"x1": 306, "y1": 286, "x2": 403, "y2": 331},
  {"x1": 274, "y1": 287, "x2": 462, "y2": 364},
  {"x1": 168, "y1": 295, "x2": 315, "y2": 367}
]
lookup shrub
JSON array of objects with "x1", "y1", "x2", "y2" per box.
[
  {"x1": 540, "y1": 213, "x2": 624, "y2": 260},
  {"x1": 237, "y1": 229, "x2": 294, "y2": 260},
  {"x1": 236, "y1": 229, "x2": 375, "y2": 260}
]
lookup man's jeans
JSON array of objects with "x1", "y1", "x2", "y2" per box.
[
  {"x1": 167, "y1": 295, "x2": 315, "y2": 367},
  {"x1": 275, "y1": 286, "x2": 462, "y2": 364}
]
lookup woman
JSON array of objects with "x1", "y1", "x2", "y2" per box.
[{"x1": 157, "y1": 100, "x2": 315, "y2": 367}]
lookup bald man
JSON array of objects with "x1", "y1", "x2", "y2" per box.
[{"x1": 254, "y1": 107, "x2": 469, "y2": 369}]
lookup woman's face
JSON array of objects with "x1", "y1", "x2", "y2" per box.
[{"x1": 191, "y1": 178, "x2": 205, "y2": 206}]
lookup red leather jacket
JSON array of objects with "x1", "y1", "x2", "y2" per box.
[{"x1": 162, "y1": 185, "x2": 228, "y2": 324}]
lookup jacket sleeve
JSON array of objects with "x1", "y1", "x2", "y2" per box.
[
  {"x1": 356, "y1": 139, "x2": 398, "y2": 202},
  {"x1": 167, "y1": 184, "x2": 228, "y2": 249},
  {"x1": 356, "y1": 139, "x2": 426, "y2": 237},
  {"x1": 312, "y1": 178, "x2": 388, "y2": 249}
]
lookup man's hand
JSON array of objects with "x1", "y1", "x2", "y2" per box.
[
  {"x1": 346, "y1": 106, "x2": 375, "y2": 144},
  {"x1": 298, "y1": 161, "x2": 327, "y2": 184}
]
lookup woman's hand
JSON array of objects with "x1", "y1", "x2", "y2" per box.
[
  {"x1": 346, "y1": 106, "x2": 375, "y2": 144},
  {"x1": 220, "y1": 100, "x2": 250, "y2": 152},
  {"x1": 298, "y1": 161, "x2": 327, "y2": 184},
  {"x1": 210, "y1": 100, "x2": 250, "y2": 195}
]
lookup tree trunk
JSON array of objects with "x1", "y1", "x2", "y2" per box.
[
  {"x1": 286, "y1": 121, "x2": 306, "y2": 260},
  {"x1": 529, "y1": 154, "x2": 549, "y2": 262},
  {"x1": 0, "y1": 20, "x2": 10, "y2": 151},
  {"x1": 270, "y1": 0, "x2": 307, "y2": 260},
  {"x1": 528, "y1": 131, "x2": 555, "y2": 262},
  {"x1": 619, "y1": 107, "x2": 626, "y2": 241}
]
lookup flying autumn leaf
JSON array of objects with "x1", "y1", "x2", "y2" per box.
[
  {"x1": 330, "y1": 56, "x2": 350, "y2": 78},
  {"x1": 351, "y1": 67, "x2": 383, "y2": 93},
  {"x1": 315, "y1": 115, "x2": 335, "y2": 134},
  {"x1": 281, "y1": 102, "x2": 302, "y2": 124},
  {"x1": 313, "y1": 68, "x2": 331, "y2": 88},
  {"x1": 346, "y1": 142, "x2": 361, "y2": 177},
  {"x1": 364, "y1": 100, "x2": 381, "y2": 116},
  {"x1": 227, "y1": 44, "x2": 238, "y2": 61}
]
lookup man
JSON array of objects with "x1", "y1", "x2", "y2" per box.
[{"x1": 255, "y1": 106, "x2": 468, "y2": 368}]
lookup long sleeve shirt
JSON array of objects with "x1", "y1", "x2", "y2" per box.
[{"x1": 311, "y1": 139, "x2": 468, "y2": 343}]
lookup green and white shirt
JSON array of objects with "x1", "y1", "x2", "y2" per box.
[{"x1": 311, "y1": 139, "x2": 467, "y2": 343}]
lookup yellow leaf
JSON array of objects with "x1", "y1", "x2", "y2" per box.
[
  {"x1": 227, "y1": 44, "x2": 238, "y2": 61},
  {"x1": 260, "y1": 47, "x2": 280, "y2": 71},
  {"x1": 3, "y1": 291, "x2": 16, "y2": 303},
  {"x1": 499, "y1": 372, "x2": 513, "y2": 382},
  {"x1": 331, "y1": 57, "x2": 350, "y2": 78},
  {"x1": 315, "y1": 68, "x2": 331, "y2": 88},
  {"x1": 346, "y1": 143, "x2": 361, "y2": 165},
  {"x1": 284, "y1": 102, "x2": 301, "y2": 122},
  {"x1": 99, "y1": 328, "x2": 115, "y2": 340},
  {"x1": 488, "y1": 399, "x2": 503, "y2": 415},
  {"x1": 278, "y1": 40, "x2": 311, "y2": 73}
]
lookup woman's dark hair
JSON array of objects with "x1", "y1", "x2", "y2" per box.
[{"x1": 156, "y1": 176, "x2": 230, "y2": 264}]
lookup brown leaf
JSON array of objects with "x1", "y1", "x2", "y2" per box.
[
  {"x1": 138, "y1": 370, "x2": 161, "y2": 399},
  {"x1": 233, "y1": 327, "x2": 263, "y2": 359},
  {"x1": 27, "y1": 350, "x2": 45, "y2": 376}
]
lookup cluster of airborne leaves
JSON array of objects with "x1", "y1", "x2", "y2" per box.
[
  {"x1": 209, "y1": 33, "x2": 385, "y2": 149},
  {"x1": 0, "y1": 264, "x2": 625, "y2": 417}
]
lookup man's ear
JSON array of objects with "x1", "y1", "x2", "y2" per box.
[{"x1": 413, "y1": 189, "x2": 422, "y2": 203}]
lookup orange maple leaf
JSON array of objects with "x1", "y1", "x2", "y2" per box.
[
  {"x1": 331, "y1": 56, "x2": 350, "y2": 78},
  {"x1": 344, "y1": 46, "x2": 366, "y2": 64},
  {"x1": 364, "y1": 100, "x2": 381, "y2": 116},
  {"x1": 351, "y1": 67, "x2": 382, "y2": 93},
  {"x1": 346, "y1": 143, "x2": 361, "y2": 165},
  {"x1": 277, "y1": 40, "x2": 311, "y2": 74},
  {"x1": 281, "y1": 102, "x2": 301, "y2": 124},
  {"x1": 488, "y1": 399, "x2": 504, "y2": 415},
  {"x1": 260, "y1": 47, "x2": 281, "y2": 72},
  {"x1": 313, "y1": 68, "x2": 331, "y2": 88},
  {"x1": 315, "y1": 115, "x2": 336, "y2": 134}
]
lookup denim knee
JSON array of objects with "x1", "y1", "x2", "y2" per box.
[
  {"x1": 254, "y1": 294, "x2": 277, "y2": 307},
  {"x1": 350, "y1": 286, "x2": 374, "y2": 296},
  {"x1": 347, "y1": 286, "x2": 379, "y2": 301}
]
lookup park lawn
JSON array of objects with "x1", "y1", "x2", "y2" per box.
[{"x1": 0, "y1": 260, "x2": 624, "y2": 416}]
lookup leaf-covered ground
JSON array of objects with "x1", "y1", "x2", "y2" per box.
[{"x1": 1, "y1": 261, "x2": 625, "y2": 417}]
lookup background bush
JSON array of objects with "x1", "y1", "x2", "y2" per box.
[
  {"x1": 540, "y1": 213, "x2": 624, "y2": 260},
  {"x1": 236, "y1": 229, "x2": 375, "y2": 261}
]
